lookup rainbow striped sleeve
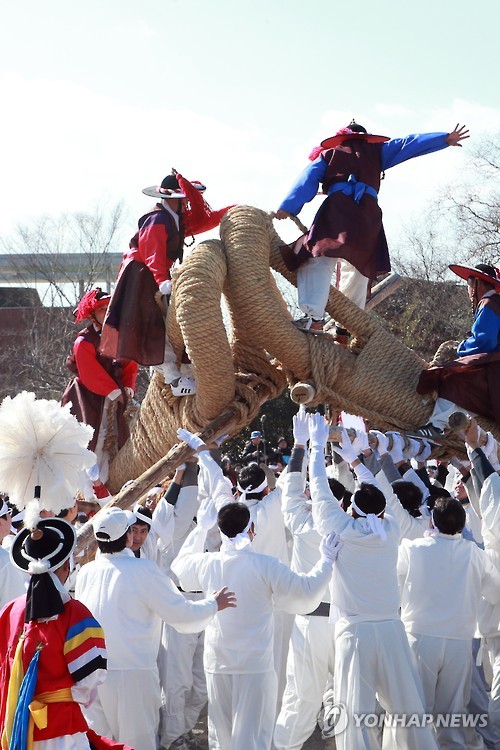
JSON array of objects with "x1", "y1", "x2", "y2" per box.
[{"x1": 64, "y1": 616, "x2": 107, "y2": 682}]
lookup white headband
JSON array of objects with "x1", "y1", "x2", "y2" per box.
[
  {"x1": 220, "y1": 519, "x2": 252, "y2": 552},
  {"x1": 237, "y1": 477, "x2": 268, "y2": 503},
  {"x1": 351, "y1": 498, "x2": 387, "y2": 541}
]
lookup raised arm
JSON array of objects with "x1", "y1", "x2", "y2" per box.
[
  {"x1": 309, "y1": 413, "x2": 352, "y2": 536},
  {"x1": 380, "y1": 125, "x2": 468, "y2": 170}
]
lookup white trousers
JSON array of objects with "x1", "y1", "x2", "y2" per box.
[
  {"x1": 429, "y1": 398, "x2": 469, "y2": 431},
  {"x1": 486, "y1": 635, "x2": 500, "y2": 735},
  {"x1": 84, "y1": 669, "x2": 160, "y2": 750},
  {"x1": 297, "y1": 257, "x2": 369, "y2": 319},
  {"x1": 334, "y1": 619, "x2": 438, "y2": 750},
  {"x1": 206, "y1": 670, "x2": 278, "y2": 750},
  {"x1": 274, "y1": 614, "x2": 334, "y2": 750},
  {"x1": 158, "y1": 622, "x2": 207, "y2": 748},
  {"x1": 467, "y1": 637, "x2": 500, "y2": 750},
  {"x1": 273, "y1": 609, "x2": 294, "y2": 715},
  {"x1": 408, "y1": 633, "x2": 472, "y2": 750},
  {"x1": 152, "y1": 329, "x2": 181, "y2": 384}
]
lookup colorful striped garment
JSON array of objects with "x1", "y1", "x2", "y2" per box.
[{"x1": 0, "y1": 595, "x2": 107, "y2": 747}]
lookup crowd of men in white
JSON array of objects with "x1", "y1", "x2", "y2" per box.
[{"x1": 1, "y1": 408, "x2": 499, "y2": 750}]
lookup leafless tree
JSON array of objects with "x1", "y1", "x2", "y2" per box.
[
  {"x1": 0, "y1": 202, "x2": 127, "y2": 307},
  {"x1": 393, "y1": 129, "x2": 500, "y2": 280},
  {"x1": 0, "y1": 203, "x2": 130, "y2": 399}
]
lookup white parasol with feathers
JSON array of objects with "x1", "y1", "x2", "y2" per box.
[{"x1": 0, "y1": 391, "x2": 95, "y2": 528}]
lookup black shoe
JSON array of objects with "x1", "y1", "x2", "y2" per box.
[{"x1": 405, "y1": 424, "x2": 444, "y2": 445}]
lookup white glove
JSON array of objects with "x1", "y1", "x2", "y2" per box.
[
  {"x1": 319, "y1": 532, "x2": 343, "y2": 564},
  {"x1": 125, "y1": 387, "x2": 135, "y2": 399},
  {"x1": 87, "y1": 463, "x2": 101, "y2": 482},
  {"x1": 351, "y1": 429, "x2": 369, "y2": 455},
  {"x1": 484, "y1": 433, "x2": 500, "y2": 471},
  {"x1": 331, "y1": 426, "x2": 359, "y2": 464},
  {"x1": 450, "y1": 456, "x2": 471, "y2": 471},
  {"x1": 308, "y1": 412, "x2": 330, "y2": 450},
  {"x1": 177, "y1": 428, "x2": 205, "y2": 451},
  {"x1": 196, "y1": 494, "x2": 218, "y2": 530},
  {"x1": 403, "y1": 437, "x2": 421, "y2": 461},
  {"x1": 159, "y1": 279, "x2": 172, "y2": 295},
  {"x1": 293, "y1": 405, "x2": 310, "y2": 446},
  {"x1": 415, "y1": 439, "x2": 432, "y2": 462},
  {"x1": 387, "y1": 432, "x2": 405, "y2": 464},
  {"x1": 369, "y1": 430, "x2": 389, "y2": 456}
]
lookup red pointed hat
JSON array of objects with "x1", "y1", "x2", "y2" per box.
[
  {"x1": 320, "y1": 120, "x2": 389, "y2": 150},
  {"x1": 74, "y1": 288, "x2": 111, "y2": 323},
  {"x1": 449, "y1": 263, "x2": 500, "y2": 290}
]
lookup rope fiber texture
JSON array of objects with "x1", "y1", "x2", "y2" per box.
[{"x1": 107, "y1": 206, "x2": 498, "y2": 490}]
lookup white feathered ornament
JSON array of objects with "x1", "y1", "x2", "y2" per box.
[{"x1": 0, "y1": 391, "x2": 95, "y2": 528}]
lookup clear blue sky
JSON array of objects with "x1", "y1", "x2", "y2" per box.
[{"x1": 1, "y1": 0, "x2": 498, "y2": 247}]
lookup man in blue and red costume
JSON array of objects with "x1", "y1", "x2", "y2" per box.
[
  {"x1": 275, "y1": 121, "x2": 469, "y2": 340},
  {"x1": 0, "y1": 516, "x2": 132, "y2": 750},
  {"x1": 99, "y1": 171, "x2": 233, "y2": 397},
  {"x1": 409, "y1": 263, "x2": 500, "y2": 443},
  {"x1": 61, "y1": 289, "x2": 138, "y2": 485}
]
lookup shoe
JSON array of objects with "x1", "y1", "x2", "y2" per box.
[
  {"x1": 404, "y1": 423, "x2": 444, "y2": 445},
  {"x1": 293, "y1": 316, "x2": 324, "y2": 332},
  {"x1": 170, "y1": 376, "x2": 196, "y2": 397},
  {"x1": 331, "y1": 325, "x2": 350, "y2": 348}
]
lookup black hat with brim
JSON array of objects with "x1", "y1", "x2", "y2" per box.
[
  {"x1": 11, "y1": 517, "x2": 76, "y2": 574},
  {"x1": 449, "y1": 263, "x2": 500, "y2": 290}
]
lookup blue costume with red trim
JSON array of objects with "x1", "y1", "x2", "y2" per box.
[{"x1": 279, "y1": 133, "x2": 450, "y2": 280}]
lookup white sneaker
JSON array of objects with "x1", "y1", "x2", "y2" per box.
[{"x1": 170, "y1": 377, "x2": 196, "y2": 397}]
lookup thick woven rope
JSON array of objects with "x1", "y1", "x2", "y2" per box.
[{"x1": 107, "y1": 206, "x2": 498, "y2": 490}]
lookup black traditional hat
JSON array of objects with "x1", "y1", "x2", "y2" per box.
[
  {"x1": 142, "y1": 171, "x2": 206, "y2": 200},
  {"x1": 11, "y1": 517, "x2": 76, "y2": 574},
  {"x1": 11, "y1": 518, "x2": 77, "y2": 621}
]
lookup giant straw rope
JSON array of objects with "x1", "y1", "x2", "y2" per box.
[{"x1": 107, "y1": 205, "x2": 499, "y2": 491}]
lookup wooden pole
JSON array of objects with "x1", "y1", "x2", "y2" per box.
[
  {"x1": 75, "y1": 404, "x2": 243, "y2": 559},
  {"x1": 447, "y1": 412, "x2": 488, "y2": 447},
  {"x1": 365, "y1": 273, "x2": 404, "y2": 312}
]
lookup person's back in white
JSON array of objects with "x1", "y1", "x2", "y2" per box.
[
  {"x1": 274, "y1": 407, "x2": 335, "y2": 750},
  {"x1": 75, "y1": 506, "x2": 230, "y2": 750},
  {"x1": 398, "y1": 495, "x2": 500, "y2": 749},
  {"x1": 308, "y1": 414, "x2": 439, "y2": 750},
  {"x1": 171, "y1": 440, "x2": 340, "y2": 750}
]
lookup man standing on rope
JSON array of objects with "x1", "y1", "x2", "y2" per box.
[
  {"x1": 62, "y1": 288, "x2": 138, "y2": 485},
  {"x1": 408, "y1": 262, "x2": 500, "y2": 443},
  {"x1": 99, "y1": 171, "x2": 233, "y2": 397},
  {"x1": 275, "y1": 121, "x2": 469, "y2": 341}
]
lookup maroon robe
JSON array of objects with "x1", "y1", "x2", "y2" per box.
[
  {"x1": 61, "y1": 326, "x2": 134, "y2": 452},
  {"x1": 281, "y1": 141, "x2": 390, "y2": 280},
  {"x1": 99, "y1": 205, "x2": 183, "y2": 366},
  {"x1": 418, "y1": 295, "x2": 500, "y2": 427}
]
